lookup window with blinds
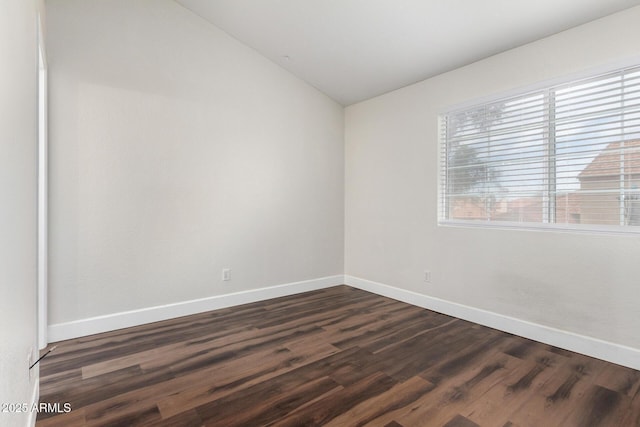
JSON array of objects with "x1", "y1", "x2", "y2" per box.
[{"x1": 439, "y1": 65, "x2": 640, "y2": 231}]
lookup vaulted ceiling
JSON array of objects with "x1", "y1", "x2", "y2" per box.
[{"x1": 176, "y1": 0, "x2": 640, "y2": 105}]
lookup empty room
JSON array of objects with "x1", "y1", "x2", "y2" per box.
[{"x1": 4, "y1": 0, "x2": 640, "y2": 426}]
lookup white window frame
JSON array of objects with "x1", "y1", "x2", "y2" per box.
[{"x1": 438, "y1": 59, "x2": 640, "y2": 236}]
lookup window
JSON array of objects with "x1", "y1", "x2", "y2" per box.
[{"x1": 439, "y1": 65, "x2": 640, "y2": 232}]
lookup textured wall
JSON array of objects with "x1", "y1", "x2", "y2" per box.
[
  {"x1": 0, "y1": 0, "x2": 40, "y2": 425},
  {"x1": 46, "y1": 0, "x2": 344, "y2": 324},
  {"x1": 345, "y1": 6, "x2": 640, "y2": 349}
]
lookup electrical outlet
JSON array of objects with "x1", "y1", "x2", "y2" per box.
[
  {"x1": 424, "y1": 270, "x2": 431, "y2": 283},
  {"x1": 222, "y1": 268, "x2": 231, "y2": 281}
]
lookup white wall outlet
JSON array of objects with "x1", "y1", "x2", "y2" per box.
[
  {"x1": 424, "y1": 270, "x2": 431, "y2": 283},
  {"x1": 222, "y1": 268, "x2": 231, "y2": 281}
]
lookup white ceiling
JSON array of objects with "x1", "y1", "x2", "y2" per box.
[{"x1": 175, "y1": 0, "x2": 640, "y2": 105}]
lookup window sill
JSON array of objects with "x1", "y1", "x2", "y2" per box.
[{"x1": 438, "y1": 219, "x2": 640, "y2": 237}]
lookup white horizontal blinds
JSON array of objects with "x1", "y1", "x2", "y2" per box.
[
  {"x1": 442, "y1": 91, "x2": 548, "y2": 223},
  {"x1": 554, "y1": 66, "x2": 640, "y2": 226},
  {"x1": 440, "y1": 64, "x2": 640, "y2": 228}
]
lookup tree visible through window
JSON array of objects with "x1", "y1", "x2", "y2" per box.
[{"x1": 440, "y1": 65, "x2": 640, "y2": 230}]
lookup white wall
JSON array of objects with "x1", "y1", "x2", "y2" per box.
[
  {"x1": 46, "y1": 0, "x2": 344, "y2": 326},
  {"x1": 45, "y1": 0, "x2": 640, "y2": 365},
  {"x1": 345, "y1": 7, "x2": 640, "y2": 350},
  {"x1": 0, "y1": 0, "x2": 40, "y2": 425}
]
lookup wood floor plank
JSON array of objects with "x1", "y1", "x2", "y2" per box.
[
  {"x1": 81, "y1": 324, "x2": 253, "y2": 379},
  {"x1": 269, "y1": 371, "x2": 397, "y2": 427},
  {"x1": 561, "y1": 384, "x2": 631, "y2": 427},
  {"x1": 155, "y1": 337, "x2": 339, "y2": 419},
  {"x1": 36, "y1": 285, "x2": 640, "y2": 426},
  {"x1": 593, "y1": 363, "x2": 640, "y2": 398},
  {"x1": 505, "y1": 353, "x2": 608, "y2": 427},
  {"x1": 358, "y1": 343, "x2": 518, "y2": 426},
  {"x1": 85, "y1": 404, "x2": 163, "y2": 427},
  {"x1": 443, "y1": 414, "x2": 480, "y2": 427},
  {"x1": 459, "y1": 366, "x2": 546, "y2": 424},
  {"x1": 100, "y1": 343, "x2": 294, "y2": 421},
  {"x1": 621, "y1": 392, "x2": 640, "y2": 426},
  {"x1": 143, "y1": 409, "x2": 203, "y2": 427},
  {"x1": 194, "y1": 375, "x2": 341, "y2": 426},
  {"x1": 35, "y1": 408, "x2": 86, "y2": 427},
  {"x1": 323, "y1": 375, "x2": 436, "y2": 427},
  {"x1": 461, "y1": 347, "x2": 580, "y2": 426},
  {"x1": 38, "y1": 365, "x2": 175, "y2": 421}
]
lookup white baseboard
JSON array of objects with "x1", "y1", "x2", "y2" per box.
[
  {"x1": 47, "y1": 273, "x2": 640, "y2": 371},
  {"x1": 345, "y1": 275, "x2": 640, "y2": 371},
  {"x1": 48, "y1": 275, "x2": 344, "y2": 342}
]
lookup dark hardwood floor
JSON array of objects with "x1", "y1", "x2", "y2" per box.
[{"x1": 37, "y1": 285, "x2": 640, "y2": 426}]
